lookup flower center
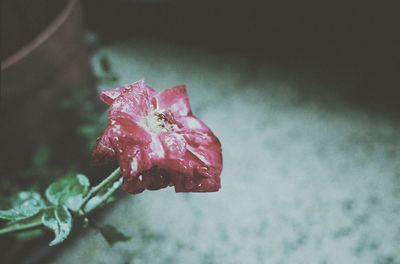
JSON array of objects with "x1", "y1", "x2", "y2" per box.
[{"x1": 145, "y1": 110, "x2": 176, "y2": 133}]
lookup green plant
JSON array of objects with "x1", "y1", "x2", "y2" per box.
[{"x1": 0, "y1": 168, "x2": 123, "y2": 246}]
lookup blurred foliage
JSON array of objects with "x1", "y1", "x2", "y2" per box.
[
  {"x1": 98, "y1": 54, "x2": 119, "y2": 84},
  {"x1": 32, "y1": 145, "x2": 51, "y2": 168},
  {"x1": 0, "y1": 45, "x2": 128, "y2": 260},
  {"x1": 0, "y1": 49, "x2": 119, "y2": 198},
  {"x1": 0, "y1": 146, "x2": 71, "y2": 206},
  {"x1": 0, "y1": 33, "x2": 127, "y2": 264},
  {"x1": 0, "y1": 45, "x2": 122, "y2": 250},
  {"x1": 93, "y1": 223, "x2": 131, "y2": 245},
  {"x1": 59, "y1": 87, "x2": 107, "y2": 151}
]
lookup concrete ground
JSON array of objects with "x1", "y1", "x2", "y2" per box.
[{"x1": 51, "y1": 39, "x2": 400, "y2": 264}]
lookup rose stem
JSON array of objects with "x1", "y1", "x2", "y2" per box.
[
  {"x1": 78, "y1": 167, "x2": 122, "y2": 213},
  {"x1": 0, "y1": 218, "x2": 43, "y2": 235},
  {"x1": 83, "y1": 177, "x2": 123, "y2": 214}
]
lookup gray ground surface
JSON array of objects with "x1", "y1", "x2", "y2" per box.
[{"x1": 51, "y1": 39, "x2": 400, "y2": 264}]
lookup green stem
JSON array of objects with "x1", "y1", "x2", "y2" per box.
[
  {"x1": 83, "y1": 177, "x2": 123, "y2": 214},
  {"x1": 0, "y1": 218, "x2": 42, "y2": 235},
  {"x1": 79, "y1": 167, "x2": 121, "y2": 213}
]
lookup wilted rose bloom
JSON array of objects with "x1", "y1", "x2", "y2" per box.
[{"x1": 93, "y1": 79, "x2": 222, "y2": 194}]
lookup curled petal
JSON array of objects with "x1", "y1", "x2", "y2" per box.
[
  {"x1": 154, "y1": 85, "x2": 192, "y2": 116},
  {"x1": 177, "y1": 115, "x2": 223, "y2": 184},
  {"x1": 100, "y1": 86, "x2": 127, "y2": 105},
  {"x1": 100, "y1": 79, "x2": 150, "y2": 104},
  {"x1": 175, "y1": 115, "x2": 210, "y2": 133},
  {"x1": 171, "y1": 165, "x2": 221, "y2": 192},
  {"x1": 174, "y1": 176, "x2": 221, "y2": 192},
  {"x1": 145, "y1": 168, "x2": 171, "y2": 190},
  {"x1": 180, "y1": 125, "x2": 222, "y2": 192},
  {"x1": 120, "y1": 147, "x2": 153, "y2": 194},
  {"x1": 92, "y1": 127, "x2": 116, "y2": 163},
  {"x1": 107, "y1": 80, "x2": 152, "y2": 120},
  {"x1": 170, "y1": 147, "x2": 221, "y2": 192}
]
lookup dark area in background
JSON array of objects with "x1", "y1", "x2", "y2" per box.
[
  {"x1": 84, "y1": 0, "x2": 399, "y2": 115},
  {"x1": 1, "y1": 0, "x2": 98, "y2": 189},
  {"x1": 1, "y1": 0, "x2": 64, "y2": 60}
]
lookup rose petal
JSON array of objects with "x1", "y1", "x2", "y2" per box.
[
  {"x1": 154, "y1": 85, "x2": 192, "y2": 116},
  {"x1": 106, "y1": 80, "x2": 152, "y2": 121},
  {"x1": 159, "y1": 132, "x2": 186, "y2": 160},
  {"x1": 120, "y1": 147, "x2": 153, "y2": 194},
  {"x1": 170, "y1": 165, "x2": 220, "y2": 192},
  {"x1": 145, "y1": 168, "x2": 171, "y2": 190},
  {"x1": 175, "y1": 115, "x2": 210, "y2": 133},
  {"x1": 109, "y1": 113, "x2": 152, "y2": 146},
  {"x1": 92, "y1": 127, "x2": 116, "y2": 163},
  {"x1": 99, "y1": 79, "x2": 149, "y2": 104},
  {"x1": 100, "y1": 87, "x2": 126, "y2": 105},
  {"x1": 93, "y1": 113, "x2": 151, "y2": 163},
  {"x1": 169, "y1": 150, "x2": 221, "y2": 192}
]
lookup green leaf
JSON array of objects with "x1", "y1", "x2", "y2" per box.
[
  {"x1": 0, "y1": 191, "x2": 46, "y2": 220},
  {"x1": 0, "y1": 212, "x2": 43, "y2": 235},
  {"x1": 95, "y1": 224, "x2": 130, "y2": 245},
  {"x1": 45, "y1": 174, "x2": 90, "y2": 212},
  {"x1": 41, "y1": 206, "x2": 72, "y2": 246}
]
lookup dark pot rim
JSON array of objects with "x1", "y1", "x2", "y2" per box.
[{"x1": 1, "y1": 0, "x2": 78, "y2": 71}]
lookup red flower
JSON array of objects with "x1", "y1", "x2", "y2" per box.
[{"x1": 93, "y1": 79, "x2": 222, "y2": 194}]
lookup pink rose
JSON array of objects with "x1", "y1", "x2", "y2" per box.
[{"x1": 93, "y1": 79, "x2": 222, "y2": 194}]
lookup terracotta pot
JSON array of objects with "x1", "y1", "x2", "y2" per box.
[{"x1": 1, "y1": 0, "x2": 94, "y2": 168}]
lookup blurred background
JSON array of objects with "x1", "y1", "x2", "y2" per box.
[{"x1": 1, "y1": 0, "x2": 399, "y2": 263}]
